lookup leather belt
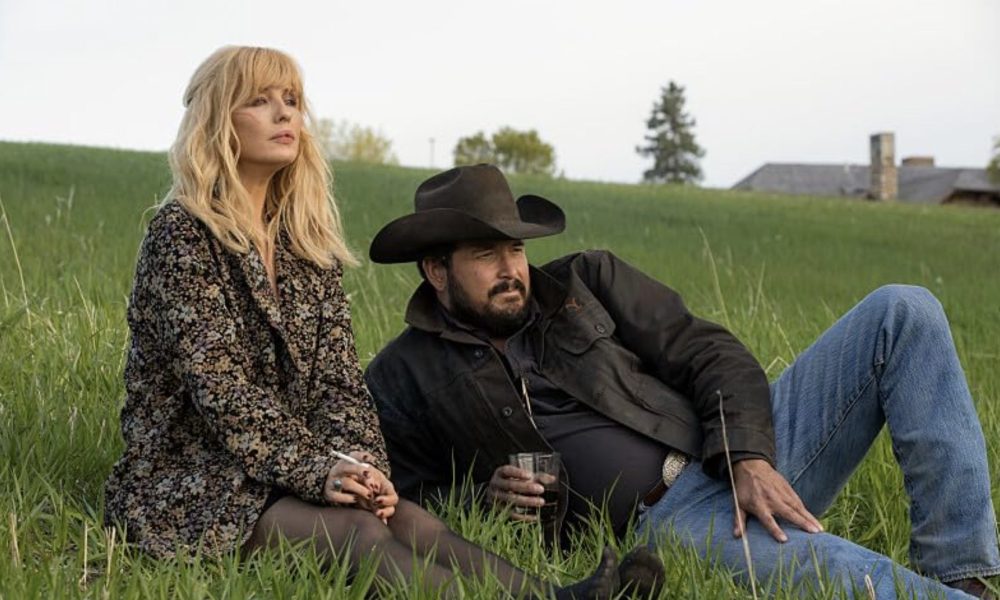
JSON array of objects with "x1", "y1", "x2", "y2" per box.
[{"x1": 638, "y1": 449, "x2": 690, "y2": 512}]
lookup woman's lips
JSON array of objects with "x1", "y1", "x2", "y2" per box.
[{"x1": 271, "y1": 131, "x2": 296, "y2": 144}]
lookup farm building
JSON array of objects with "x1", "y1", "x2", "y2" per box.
[{"x1": 732, "y1": 133, "x2": 1000, "y2": 208}]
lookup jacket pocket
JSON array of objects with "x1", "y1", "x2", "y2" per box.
[
  {"x1": 549, "y1": 310, "x2": 616, "y2": 355},
  {"x1": 547, "y1": 310, "x2": 645, "y2": 403}
]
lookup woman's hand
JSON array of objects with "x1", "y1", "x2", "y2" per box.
[
  {"x1": 366, "y1": 468, "x2": 399, "y2": 522},
  {"x1": 324, "y1": 450, "x2": 379, "y2": 507},
  {"x1": 322, "y1": 450, "x2": 397, "y2": 521},
  {"x1": 323, "y1": 459, "x2": 375, "y2": 507}
]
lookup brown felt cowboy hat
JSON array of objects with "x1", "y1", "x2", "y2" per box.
[{"x1": 369, "y1": 164, "x2": 565, "y2": 264}]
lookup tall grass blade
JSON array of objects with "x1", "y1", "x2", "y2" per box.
[{"x1": 719, "y1": 389, "x2": 758, "y2": 600}]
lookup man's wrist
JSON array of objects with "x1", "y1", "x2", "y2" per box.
[{"x1": 707, "y1": 452, "x2": 771, "y2": 479}]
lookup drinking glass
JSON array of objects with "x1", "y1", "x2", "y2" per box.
[{"x1": 508, "y1": 451, "x2": 560, "y2": 524}]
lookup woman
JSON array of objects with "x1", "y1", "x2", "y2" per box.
[{"x1": 103, "y1": 46, "x2": 661, "y2": 598}]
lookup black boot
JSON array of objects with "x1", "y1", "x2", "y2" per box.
[
  {"x1": 946, "y1": 577, "x2": 996, "y2": 599},
  {"x1": 552, "y1": 546, "x2": 620, "y2": 600},
  {"x1": 617, "y1": 546, "x2": 665, "y2": 598}
]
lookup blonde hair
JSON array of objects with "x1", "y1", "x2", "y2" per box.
[{"x1": 166, "y1": 46, "x2": 356, "y2": 268}]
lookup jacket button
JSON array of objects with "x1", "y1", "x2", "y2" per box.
[
  {"x1": 501, "y1": 407, "x2": 514, "y2": 417},
  {"x1": 474, "y1": 348, "x2": 485, "y2": 359},
  {"x1": 595, "y1": 324, "x2": 607, "y2": 334}
]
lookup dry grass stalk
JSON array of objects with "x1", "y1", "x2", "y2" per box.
[
  {"x1": 718, "y1": 390, "x2": 758, "y2": 600},
  {"x1": 78, "y1": 522, "x2": 89, "y2": 589},
  {"x1": 104, "y1": 527, "x2": 117, "y2": 592},
  {"x1": 8, "y1": 512, "x2": 19, "y2": 568},
  {"x1": 0, "y1": 195, "x2": 32, "y2": 330},
  {"x1": 864, "y1": 574, "x2": 876, "y2": 599}
]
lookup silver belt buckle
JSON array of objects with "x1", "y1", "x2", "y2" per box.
[
  {"x1": 638, "y1": 450, "x2": 690, "y2": 514},
  {"x1": 661, "y1": 449, "x2": 689, "y2": 487}
]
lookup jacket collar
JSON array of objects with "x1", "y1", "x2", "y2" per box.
[
  {"x1": 232, "y1": 231, "x2": 320, "y2": 373},
  {"x1": 404, "y1": 264, "x2": 568, "y2": 340}
]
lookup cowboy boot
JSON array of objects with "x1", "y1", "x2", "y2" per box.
[
  {"x1": 946, "y1": 577, "x2": 996, "y2": 599},
  {"x1": 618, "y1": 546, "x2": 665, "y2": 598},
  {"x1": 551, "y1": 546, "x2": 620, "y2": 600}
]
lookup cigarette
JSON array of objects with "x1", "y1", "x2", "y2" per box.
[{"x1": 333, "y1": 450, "x2": 371, "y2": 468}]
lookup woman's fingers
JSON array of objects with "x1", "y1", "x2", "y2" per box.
[
  {"x1": 349, "y1": 450, "x2": 376, "y2": 465},
  {"x1": 324, "y1": 463, "x2": 376, "y2": 505},
  {"x1": 324, "y1": 459, "x2": 401, "y2": 522},
  {"x1": 324, "y1": 475, "x2": 370, "y2": 505}
]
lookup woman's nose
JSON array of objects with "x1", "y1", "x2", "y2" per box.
[{"x1": 274, "y1": 100, "x2": 292, "y2": 122}]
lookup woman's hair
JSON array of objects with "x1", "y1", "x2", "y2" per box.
[{"x1": 166, "y1": 46, "x2": 356, "y2": 268}]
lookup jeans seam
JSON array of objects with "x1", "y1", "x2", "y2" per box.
[
  {"x1": 787, "y1": 371, "x2": 878, "y2": 487},
  {"x1": 938, "y1": 565, "x2": 1000, "y2": 583}
]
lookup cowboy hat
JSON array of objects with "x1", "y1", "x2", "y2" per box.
[{"x1": 369, "y1": 164, "x2": 565, "y2": 264}]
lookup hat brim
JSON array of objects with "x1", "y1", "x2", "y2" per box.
[{"x1": 369, "y1": 194, "x2": 564, "y2": 264}]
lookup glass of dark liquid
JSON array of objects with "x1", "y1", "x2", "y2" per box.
[{"x1": 508, "y1": 451, "x2": 560, "y2": 525}]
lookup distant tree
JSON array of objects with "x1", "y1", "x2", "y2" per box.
[
  {"x1": 453, "y1": 131, "x2": 496, "y2": 165},
  {"x1": 453, "y1": 127, "x2": 557, "y2": 176},
  {"x1": 636, "y1": 81, "x2": 705, "y2": 184},
  {"x1": 491, "y1": 127, "x2": 557, "y2": 176},
  {"x1": 315, "y1": 118, "x2": 399, "y2": 165},
  {"x1": 989, "y1": 136, "x2": 1000, "y2": 185}
]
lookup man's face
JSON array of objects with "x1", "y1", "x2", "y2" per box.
[{"x1": 438, "y1": 239, "x2": 531, "y2": 338}]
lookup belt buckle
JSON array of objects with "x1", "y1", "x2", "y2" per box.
[
  {"x1": 638, "y1": 450, "x2": 690, "y2": 513},
  {"x1": 661, "y1": 449, "x2": 689, "y2": 488}
]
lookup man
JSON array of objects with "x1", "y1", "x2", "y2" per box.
[{"x1": 364, "y1": 164, "x2": 999, "y2": 598}]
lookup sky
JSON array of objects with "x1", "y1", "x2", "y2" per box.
[{"x1": 1, "y1": 0, "x2": 998, "y2": 188}]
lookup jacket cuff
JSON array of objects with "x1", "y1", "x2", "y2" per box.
[
  {"x1": 703, "y1": 451, "x2": 771, "y2": 479},
  {"x1": 297, "y1": 453, "x2": 339, "y2": 505},
  {"x1": 701, "y1": 426, "x2": 775, "y2": 478}
]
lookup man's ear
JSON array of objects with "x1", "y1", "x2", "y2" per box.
[{"x1": 422, "y1": 257, "x2": 448, "y2": 293}]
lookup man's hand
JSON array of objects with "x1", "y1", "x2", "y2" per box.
[
  {"x1": 731, "y1": 459, "x2": 823, "y2": 542},
  {"x1": 486, "y1": 465, "x2": 545, "y2": 522}
]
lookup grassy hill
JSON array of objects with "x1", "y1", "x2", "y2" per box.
[{"x1": 1, "y1": 141, "x2": 998, "y2": 598}]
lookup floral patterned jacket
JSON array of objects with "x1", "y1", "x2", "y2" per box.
[{"x1": 104, "y1": 201, "x2": 388, "y2": 558}]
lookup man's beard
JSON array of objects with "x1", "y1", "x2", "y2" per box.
[{"x1": 448, "y1": 276, "x2": 530, "y2": 339}]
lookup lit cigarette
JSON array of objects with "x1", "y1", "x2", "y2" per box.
[{"x1": 333, "y1": 450, "x2": 371, "y2": 468}]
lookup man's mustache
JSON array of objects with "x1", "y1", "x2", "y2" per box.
[{"x1": 489, "y1": 279, "x2": 526, "y2": 298}]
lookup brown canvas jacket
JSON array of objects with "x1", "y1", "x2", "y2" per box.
[
  {"x1": 365, "y1": 250, "x2": 774, "y2": 523},
  {"x1": 104, "y1": 201, "x2": 387, "y2": 558}
]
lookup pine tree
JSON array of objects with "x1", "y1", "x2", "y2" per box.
[{"x1": 636, "y1": 81, "x2": 705, "y2": 184}]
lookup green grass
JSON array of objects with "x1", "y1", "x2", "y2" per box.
[{"x1": 1, "y1": 141, "x2": 999, "y2": 598}]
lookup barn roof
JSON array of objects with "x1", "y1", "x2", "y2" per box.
[{"x1": 731, "y1": 163, "x2": 1000, "y2": 204}]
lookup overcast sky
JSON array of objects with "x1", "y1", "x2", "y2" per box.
[{"x1": 1, "y1": 0, "x2": 998, "y2": 187}]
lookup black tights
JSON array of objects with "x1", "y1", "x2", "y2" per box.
[{"x1": 245, "y1": 496, "x2": 539, "y2": 597}]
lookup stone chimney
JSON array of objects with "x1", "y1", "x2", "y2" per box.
[
  {"x1": 869, "y1": 132, "x2": 897, "y2": 201},
  {"x1": 901, "y1": 156, "x2": 935, "y2": 167}
]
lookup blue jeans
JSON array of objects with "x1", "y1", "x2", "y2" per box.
[{"x1": 638, "y1": 285, "x2": 1000, "y2": 598}]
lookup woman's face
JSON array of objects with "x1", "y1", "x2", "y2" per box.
[{"x1": 231, "y1": 86, "x2": 302, "y2": 177}]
